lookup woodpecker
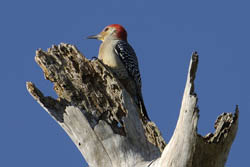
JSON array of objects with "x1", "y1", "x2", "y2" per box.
[{"x1": 87, "y1": 24, "x2": 150, "y2": 121}]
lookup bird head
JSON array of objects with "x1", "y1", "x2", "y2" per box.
[{"x1": 87, "y1": 24, "x2": 127, "y2": 41}]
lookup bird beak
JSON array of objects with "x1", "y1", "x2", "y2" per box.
[{"x1": 87, "y1": 34, "x2": 101, "y2": 40}]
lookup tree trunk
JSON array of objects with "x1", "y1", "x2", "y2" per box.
[{"x1": 26, "y1": 43, "x2": 238, "y2": 167}]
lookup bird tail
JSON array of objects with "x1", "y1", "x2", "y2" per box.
[
  {"x1": 138, "y1": 92, "x2": 150, "y2": 121},
  {"x1": 121, "y1": 78, "x2": 150, "y2": 121}
]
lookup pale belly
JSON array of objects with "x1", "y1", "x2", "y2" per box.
[{"x1": 99, "y1": 42, "x2": 129, "y2": 79}]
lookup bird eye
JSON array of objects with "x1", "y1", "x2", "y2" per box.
[{"x1": 104, "y1": 27, "x2": 109, "y2": 32}]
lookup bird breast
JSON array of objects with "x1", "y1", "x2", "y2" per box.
[{"x1": 99, "y1": 40, "x2": 128, "y2": 79}]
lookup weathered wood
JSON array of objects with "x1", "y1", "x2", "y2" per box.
[
  {"x1": 27, "y1": 44, "x2": 238, "y2": 167},
  {"x1": 154, "y1": 52, "x2": 238, "y2": 167}
]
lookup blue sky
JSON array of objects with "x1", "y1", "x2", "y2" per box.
[{"x1": 0, "y1": 0, "x2": 248, "y2": 166}]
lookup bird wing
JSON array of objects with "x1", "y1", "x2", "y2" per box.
[
  {"x1": 114, "y1": 40, "x2": 150, "y2": 121},
  {"x1": 114, "y1": 40, "x2": 142, "y2": 88}
]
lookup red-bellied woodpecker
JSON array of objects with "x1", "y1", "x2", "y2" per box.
[{"x1": 87, "y1": 24, "x2": 150, "y2": 121}]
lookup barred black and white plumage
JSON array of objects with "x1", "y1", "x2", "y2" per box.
[
  {"x1": 114, "y1": 40, "x2": 150, "y2": 121},
  {"x1": 114, "y1": 40, "x2": 141, "y2": 89}
]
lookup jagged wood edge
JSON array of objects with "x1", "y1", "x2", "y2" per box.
[
  {"x1": 150, "y1": 52, "x2": 238, "y2": 167},
  {"x1": 27, "y1": 44, "x2": 239, "y2": 167},
  {"x1": 26, "y1": 82, "x2": 114, "y2": 166},
  {"x1": 26, "y1": 43, "x2": 165, "y2": 166}
]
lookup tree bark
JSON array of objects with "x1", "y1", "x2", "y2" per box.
[{"x1": 26, "y1": 43, "x2": 238, "y2": 167}]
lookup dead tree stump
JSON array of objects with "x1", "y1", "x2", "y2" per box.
[{"x1": 27, "y1": 43, "x2": 238, "y2": 167}]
